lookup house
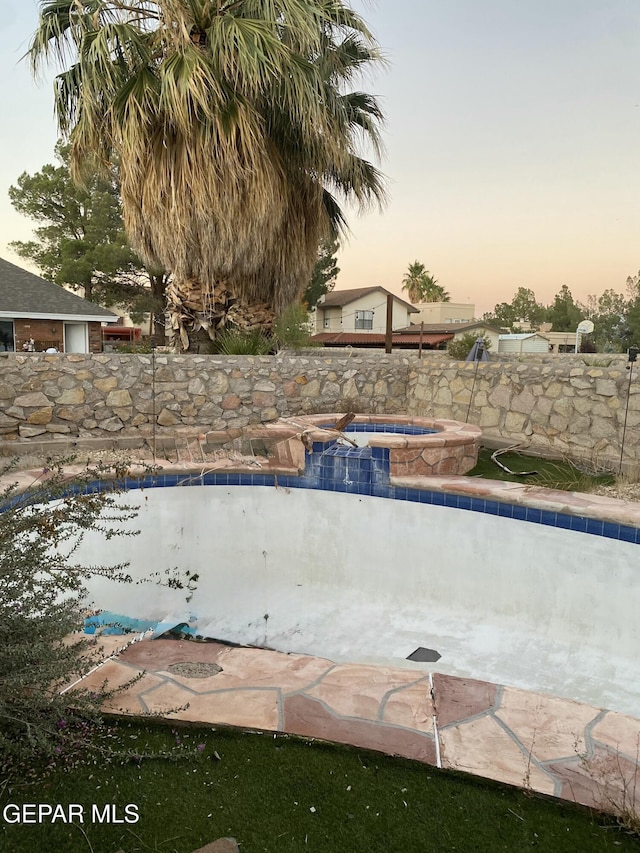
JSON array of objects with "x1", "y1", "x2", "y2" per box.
[
  {"x1": 311, "y1": 287, "x2": 418, "y2": 336},
  {"x1": 102, "y1": 317, "x2": 143, "y2": 349},
  {"x1": 498, "y1": 333, "x2": 550, "y2": 354},
  {"x1": 542, "y1": 331, "x2": 583, "y2": 354},
  {"x1": 398, "y1": 320, "x2": 503, "y2": 352},
  {"x1": 411, "y1": 301, "x2": 475, "y2": 325},
  {"x1": 0, "y1": 258, "x2": 118, "y2": 353},
  {"x1": 310, "y1": 330, "x2": 455, "y2": 349}
]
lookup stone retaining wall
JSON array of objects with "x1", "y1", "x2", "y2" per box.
[
  {"x1": 0, "y1": 351, "x2": 638, "y2": 469},
  {"x1": 0, "y1": 352, "x2": 410, "y2": 442},
  {"x1": 409, "y1": 358, "x2": 640, "y2": 467}
]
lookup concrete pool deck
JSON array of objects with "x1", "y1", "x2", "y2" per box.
[{"x1": 83, "y1": 634, "x2": 640, "y2": 818}]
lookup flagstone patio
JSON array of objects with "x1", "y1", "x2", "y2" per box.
[{"x1": 81, "y1": 635, "x2": 640, "y2": 818}]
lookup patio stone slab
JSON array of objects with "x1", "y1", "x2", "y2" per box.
[
  {"x1": 438, "y1": 714, "x2": 557, "y2": 795},
  {"x1": 432, "y1": 673, "x2": 497, "y2": 728},
  {"x1": 496, "y1": 686, "x2": 598, "y2": 762},
  {"x1": 591, "y1": 710, "x2": 640, "y2": 761},
  {"x1": 303, "y1": 664, "x2": 427, "y2": 721},
  {"x1": 65, "y1": 636, "x2": 640, "y2": 819},
  {"x1": 548, "y1": 746, "x2": 640, "y2": 812},
  {"x1": 283, "y1": 694, "x2": 437, "y2": 764},
  {"x1": 145, "y1": 685, "x2": 281, "y2": 729},
  {"x1": 381, "y1": 680, "x2": 434, "y2": 734}
]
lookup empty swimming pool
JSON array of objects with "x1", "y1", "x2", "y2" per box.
[{"x1": 75, "y1": 471, "x2": 640, "y2": 718}]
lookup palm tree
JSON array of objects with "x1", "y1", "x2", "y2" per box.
[
  {"x1": 402, "y1": 261, "x2": 428, "y2": 303},
  {"x1": 402, "y1": 261, "x2": 449, "y2": 304},
  {"x1": 30, "y1": 0, "x2": 386, "y2": 350},
  {"x1": 422, "y1": 281, "x2": 450, "y2": 303}
]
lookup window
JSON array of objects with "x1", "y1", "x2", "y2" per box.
[
  {"x1": 355, "y1": 310, "x2": 373, "y2": 330},
  {"x1": 0, "y1": 320, "x2": 14, "y2": 351},
  {"x1": 324, "y1": 316, "x2": 331, "y2": 329}
]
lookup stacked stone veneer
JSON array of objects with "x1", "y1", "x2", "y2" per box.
[
  {"x1": 409, "y1": 357, "x2": 640, "y2": 467},
  {"x1": 0, "y1": 352, "x2": 639, "y2": 468},
  {"x1": 0, "y1": 352, "x2": 411, "y2": 442}
]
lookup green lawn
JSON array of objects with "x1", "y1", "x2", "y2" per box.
[
  {"x1": 1, "y1": 721, "x2": 638, "y2": 853},
  {"x1": 469, "y1": 448, "x2": 615, "y2": 491}
]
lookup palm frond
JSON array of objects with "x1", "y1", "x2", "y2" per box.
[{"x1": 29, "y1": 0, "x2": 386, "y2": 348}]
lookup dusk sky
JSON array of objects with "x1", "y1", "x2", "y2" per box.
[{"x1": 1, "y1": 1, "x2": 639, "y2": 317}]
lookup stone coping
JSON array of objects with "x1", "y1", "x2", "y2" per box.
[
  {"x1": 77, "y1": 636, "x2": 640, "y2": 819},
  {"x1": 391, "y1": 474, "x2": 640, "y2": 529},
  {"x1": 3, "y1": 458, "x2": 640, "y2": 530},
  {"x1": 286, "y1": 413, "x2": 482, "y2": 449}
]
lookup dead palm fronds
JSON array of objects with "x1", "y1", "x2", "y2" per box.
[{"x1": 30, "y1": 0, "x2": 387, "y2": 349}]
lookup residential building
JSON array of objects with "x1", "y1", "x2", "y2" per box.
[
  {"x1": 312, "y1": 287, "x2": 418, "y2": 335},
  {"x1": 0, "y1": 257, "x2": 117, "y2": 353},
  {"x1": 397, "y1": 321, "x2": 503, "y2": 352},
  {"x1": 411, "y1": 301, "x2": 475, "y2": 325}
]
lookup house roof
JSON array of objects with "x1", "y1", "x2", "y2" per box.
[
  {"x1": 499, "y1": 333, "x2": 549, "y2": 341},
  {"x1": 310, "y1": 332, "x2": 454, "y2": 348},
  {"x1": 319, "y1": 287, "x2": 418, "y2": 313},
  {"x1": 0, "y1": 258, "x2": 118, "y2": 322},
  {"x1": 398, "y1": 320, "x2": 503, "y2": 334}
]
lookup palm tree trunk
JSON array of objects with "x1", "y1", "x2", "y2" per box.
[
  {"x1": 166, "y1": 278, "x2": 276, "y2": 352},
  {"x1": 149, "y1": 271, "x2": 168, "y2": 343}
]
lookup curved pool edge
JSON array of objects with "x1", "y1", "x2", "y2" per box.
[{"x1": 6, "y1": 459, "x2": 639, "y2": 531}]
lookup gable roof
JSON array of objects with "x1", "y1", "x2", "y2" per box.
[
  {"x1": 319, "y1": 286, "x2": 418, "y2": 313},
  {"x1": 397, "y1": 320, "x2": 503, "y2": 334},
  {"x1": 499, "y1": 332, "x2": 549, "y2": 341},
  {"x1": 311, "y1": 331, "x2": 454, "y2": 347},
  {"x1": 0, "y1": 258, "x2": 118, "y2": 322}
]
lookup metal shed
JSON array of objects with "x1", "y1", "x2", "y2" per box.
[{"x1": 498, "y1": 333, "x2": 550, "y2": 354}]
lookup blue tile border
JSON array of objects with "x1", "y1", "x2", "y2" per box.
[
  {"x1": 5, "y1": 465, "x2": 639, "y2": 548},
  {"x1": 319, "y1": 423, "x2": 436, "y2": 436}
]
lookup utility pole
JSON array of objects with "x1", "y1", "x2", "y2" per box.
[{"x1": 385, "y1": 294, "x2": 393, "y2": 353}]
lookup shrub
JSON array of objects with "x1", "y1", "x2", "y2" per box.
[
  {"x1": 273, "y1": 303, "x2": 319, "y2": 350},
  {"x1": 447, "y1": 333, "x2": 492, "y2": 360},
  {"x1": 0, "y1": 461, "x2": 194, "y2": 778},
  {"x1": 210, "y1": 327, "x2": 273, "y2": 355}
]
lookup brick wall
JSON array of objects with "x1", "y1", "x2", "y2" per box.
[{"x1": 14, "y1": 319, "x2": 104, "y2": 353}]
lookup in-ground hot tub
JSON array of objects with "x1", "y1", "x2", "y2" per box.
[
  {"x1": 284, "y1": 414, "x2": 482, "y2": 477},
  {"x1": 200, "y1": 414, "x2": 482, "y2": 478}
]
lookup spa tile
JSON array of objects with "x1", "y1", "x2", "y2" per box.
[
  {"x1": 283, "y1": 694, "x2": 437, "y2": 764},
  {"x1": 432, "y1": 673, "x2": 497, "y2": 728},
  {"x1": 548, "y1": 746, "x2": 640, "y2": 812},
  {"x1": 381, "y1": 681, "x2": 435, "y2": 734},
  {"x1": 145, "y1": 686, "x2": 281, "y2": 730},
  {"x1": 304, "y1": 664, "x2": 425, "y2": 721},
  {"x1": 496, "y1": 686, "x2": 597, "y2": 762},
  {"x1": 439, "y1": 715, "x2": 556, "y2": 795},
  {"x1": 591, "y1": 710, "x2": 640, "y2": 760}
]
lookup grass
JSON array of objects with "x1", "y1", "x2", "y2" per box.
[
  {"x1": 1, "y1": 720, "x2": 639, "y2": 853},
  {"x1": 469, "y1": 448, "x2": 616, "y2": 491}
]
